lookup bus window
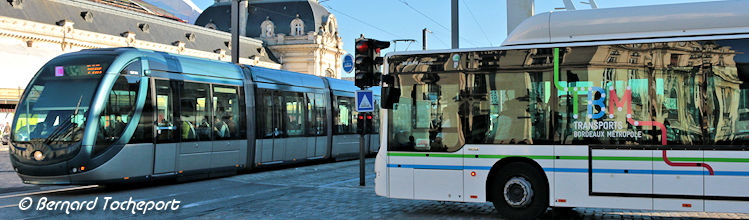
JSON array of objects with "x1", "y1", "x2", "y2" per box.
[
  {"x1": 696, "y1": 40, "x2": 749, "y2": 144},
  {"x1": 467, "y1": 71, "x2": 552, "y2": 145},
  {"x1": 387, "y1": 73, "x2": 464, "y2": 152},
  {"x1": 555, "y1": 46, "x2": 653, "y2": 146}
]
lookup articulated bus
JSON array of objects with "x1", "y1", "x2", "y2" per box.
[
  {"x1": 10, "y1": 47, "x2": 380, "y2": 185},
  {"x1": 374, "y1": 1, "x2": 749, "y2": 219}
]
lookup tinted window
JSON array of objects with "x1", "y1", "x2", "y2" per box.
[
  {"x1": 467, "y1": 71, "x2": 552, "y2": 145},
  {"x1": 256, "y1": 89, "x2": 275, "y2": 139},
  {"x1": 284, "y1": 92, "x2": 306, "y2": 137},
  {"x1": 129, "y1": 79, "x2": 153, "y2": 144},
  {"x1": 213, "y1": 85, "x2": 241, "y2": 139},
  {"x1": 306, "y1": 92, "x2": 326, "y2": 136},
  {"x1": 387, "y1": 73, "x2": 463, "y2": 152},
  {"x1": 181, "y1": 82, "x2": 211, "y2": 141},
  {"x1": 95, "y1": 59, "x2": 142, "y2": 155},
  {"x1": 155, "y1": 79, "x2": 178, "y2": 143},
  {"x1": 335, "y1": 96, "x2": 357, "y2": 134}
]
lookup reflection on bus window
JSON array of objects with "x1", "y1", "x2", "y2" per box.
[{"x1": 388, "y1": 73, "x2": 464, "y2": 152}]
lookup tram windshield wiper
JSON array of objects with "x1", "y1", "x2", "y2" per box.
[{"x1": 45, "y1": 96, "x2": 83, "y2": 144}]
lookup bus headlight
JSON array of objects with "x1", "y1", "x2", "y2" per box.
[{"x1": 33, "y1": 151, "x2": 44, "y2": 161}]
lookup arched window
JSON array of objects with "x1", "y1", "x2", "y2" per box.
[
  {"x1": 326, "y1": 15, "x2": 337, "y2": 34},
  {"x1": 325, "y1": 69, "x2": 334, "y2": 78},
  {"x1": 261, "y1": 18, "x2": 274, "y2": 38},
  {"x1": 290, "y1": 15, "x2": 304, "y2": 36}
]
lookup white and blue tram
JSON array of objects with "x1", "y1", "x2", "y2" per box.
[{"x1": 9, "y1": 47, "x2": 380, "y2": 184}]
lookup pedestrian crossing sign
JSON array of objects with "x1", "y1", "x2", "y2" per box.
[{"x1": 355, "y1": 90, "x2": 374, "y2": 112}]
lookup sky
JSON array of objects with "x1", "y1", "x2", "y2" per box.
[{"x1": 191, "y1": 0, "x2": 720, "y2": 77}]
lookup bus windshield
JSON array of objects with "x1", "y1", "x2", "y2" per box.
[{"x1": 13, "y1": 55, "x2": 115, "y2": 143}]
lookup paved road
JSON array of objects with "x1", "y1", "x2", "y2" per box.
[{"x1": 1, "y1": 155, "x2": 748, "y2": 219}]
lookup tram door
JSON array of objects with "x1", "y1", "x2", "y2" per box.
[
  {"x1": 152, "y1": 79, "x2": 179, "y2": 174},
  {"x1": 257, "y1": 89, "x2": 286, "y2": 163}
]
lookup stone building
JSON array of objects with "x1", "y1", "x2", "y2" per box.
[
  {"x1": 196, "y1": 0, "x2": 346, "y2": 78},
  {"x1": 0, "y1": 0, "x2": 281, "y2": 123}
]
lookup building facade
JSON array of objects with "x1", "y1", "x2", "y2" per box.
[
  {"x1": 0, "y1": 0, "x2": 281, "y2": 124},
  {"x1": 196, "y1": 0, "x2": 346, "y2": 78}
]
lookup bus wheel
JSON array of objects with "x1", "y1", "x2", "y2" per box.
[{"x1": 490, "y1": 162, "x2": 548, "y2": 220}]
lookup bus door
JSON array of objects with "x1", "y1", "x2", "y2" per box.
[
  {"x1": 387, "y1": 77, "x2": 464, "y2": 202},
  {"x1": 152, "y1": 79, "x2": 179, "y2": 175}
]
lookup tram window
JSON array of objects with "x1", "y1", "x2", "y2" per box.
[
  {"x1": 237, "y1": 87, "x2": 247, "y2": 139},
  {"x1": 155, "y1": 80, "x2": 178, "y2": 143},
  {"x1": 256, "y1": 89, "x2": 274, "y2": 139},
  {"x1": 304, "y1": 92, "x2": 326, "y2": 136},
  {"x1": 129, "y1": 81, "x2": 153, "y2": 144},
  {"x1": 314, "y1": 93, "x2": 326, "y2": 135},
  {"x1": 212, "y1": 85, "x2": 240, "y2": 140},
  {"x1": 334, "y1": 96, "x2": 357, "y2": 134},
  {"x1": 181, "y1": 82, "x2": 211, "y2": 141},
  {"x1": 284, "y1": 92, "x2": 306, "y2": 137},
  {"x1": 94, "y1": 59, "x2": 141, "y2": 155}
]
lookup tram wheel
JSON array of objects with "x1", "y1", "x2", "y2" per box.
[{"x1": 490, "y1": 162, "x2": 549, "y2": 220}]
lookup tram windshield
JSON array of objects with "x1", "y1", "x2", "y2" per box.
[{"x1": 12, "y1": 55, "x2": 115, "y2": 143}]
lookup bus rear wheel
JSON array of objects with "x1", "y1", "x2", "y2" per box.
[{"x1": 490, "y1": 162, "x2": 548, "y2": 220}]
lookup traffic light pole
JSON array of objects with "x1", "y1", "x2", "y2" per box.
[
  {"x1": 354, "y1": 36, "x2": 389, "y2": 187},
  {"x1": 359, "y1": 112, "x2": 366, "y2": 186}
]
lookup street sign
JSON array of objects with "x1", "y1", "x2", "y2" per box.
[
  {"x1": 355, "y1": 90, "x2": 374, "y2": 112},
  {"x1": 343, "y1": 53, "x2": 354, "y2": 73}
]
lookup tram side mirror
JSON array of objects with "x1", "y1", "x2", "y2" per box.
[{"x1": 381, "y1": 87, "x2": 400, "y2": 109}]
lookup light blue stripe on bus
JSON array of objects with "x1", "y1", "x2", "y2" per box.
[
  {"x1": 386, "y1": 164, "x2": 464, "y2": 170},
  {"x1": 388, "y1": 164, "x2": 749, "y2": 176}
]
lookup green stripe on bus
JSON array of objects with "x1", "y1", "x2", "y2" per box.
[
  {"x1": 388, "y1": 153, "x2": 749, "y2": 162},
  {"x1": 475, "y1": 155, "x2": 556, "y2": 160},
  {"x1": 386, "y1": 152, "x2": 463, "y2": 158}
]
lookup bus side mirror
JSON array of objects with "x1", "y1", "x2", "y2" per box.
[{"x1": 381, "y1": 87, "x2": 400, "y2": 109}]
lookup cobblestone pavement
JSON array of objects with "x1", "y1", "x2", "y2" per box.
[{"x1": 1, "y1": 156, "x2": 748, "y2": 219}]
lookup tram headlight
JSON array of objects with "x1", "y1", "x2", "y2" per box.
[{"x1": 33, "y1": 151, "x2": 44, "y2": 161}]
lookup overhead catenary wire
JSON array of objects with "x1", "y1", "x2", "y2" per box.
[
  {"x1": 397, "y1": 0, "x2": 480, "y2": 47},
  {"x1": 323, "y1": 4, "x2": 410, "y2": 40},
  {"x1": 462, "y1": 0, "x2": 493, "y2": 46}
]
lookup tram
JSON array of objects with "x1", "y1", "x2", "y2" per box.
[{"x1": 9, "y1": 47, "x2": 380, "y2": 184}]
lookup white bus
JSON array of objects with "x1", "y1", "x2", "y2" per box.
[{"x1": 374, "y1": 1, "x2": 749, "y2": 219}]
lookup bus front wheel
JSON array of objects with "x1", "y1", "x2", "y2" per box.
[{"x1": 490, "y1": 162, "x2": 549, "y2": 220}]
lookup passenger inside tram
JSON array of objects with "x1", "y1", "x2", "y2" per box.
[{"x1": 213, "y1": 116, "x2": 228, "y2": 139}]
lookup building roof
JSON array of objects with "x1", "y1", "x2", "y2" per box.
[
  {"x1": 503, "y1": 0, "x2": 749, "y2": 46},
  {"x1": 195, "y1": 0, "x2": 331, "y2": 38},
  {"x1": 89, "y1": 0, "x2": 184, "y2": 22},
  {"x1": 0, "y1": 0, "x2": 279, "y2": 64}
]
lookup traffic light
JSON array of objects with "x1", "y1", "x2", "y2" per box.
[
  {"x1": 357, "y1": 112, "x2": 373, "y2": 134},
  {"x1": 354, "y1": 37, "x2": 390, "y2": 88}
]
